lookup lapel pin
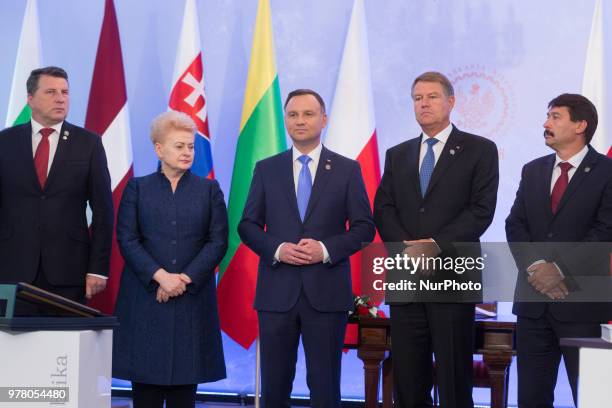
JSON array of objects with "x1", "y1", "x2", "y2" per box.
[
  {"x1": 450, "y1": 149, "x2": 455, "y2": 155},
  {"x1": 62, "y1": 130, "x2": 69, "y2": 140},
  {"x1": 325, "y1": 159, "x2": 331, "y2": 170},
  {"x1": 584, "y1": 167, "x2": 591, "y2": 173}
]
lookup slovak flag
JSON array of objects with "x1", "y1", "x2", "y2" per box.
[{"x1": 169, "y1": 0, "x2": 214, "y2": 178}]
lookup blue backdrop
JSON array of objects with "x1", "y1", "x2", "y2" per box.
[{"x1": 1, "y1": 1, "x2": 610, "y2": 405}]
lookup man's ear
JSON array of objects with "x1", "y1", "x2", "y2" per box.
[{"x1": 575, "y1": 120, "x2": 588, "y2": 135}]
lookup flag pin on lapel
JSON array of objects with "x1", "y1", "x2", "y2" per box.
[
  {"x1": 325, "y1": 159, "x2": 331, "y2": 170},
  {"x1": 585, "y1": 167, "x2": 591, "y2": 173},
  {"x1": 450, "y1": 149, "x2": 455, "y2": 156},
  {"x1": 62, "y1": 130, "x2": 69, "y2": 140}
]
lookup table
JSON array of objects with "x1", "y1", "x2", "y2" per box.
[
  {"x1": 560, "y1": 337, "x2": 612, "y2": 407},
  {"x1": 348, "y1": 315, "x2": 516, "y2": 408}
]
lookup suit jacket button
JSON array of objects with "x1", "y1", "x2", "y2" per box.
[
  {"x1": 171, "y1": 259, "x2": 177, "y2": 265},
  {"x1": 547, "y1": 232, "x2": 554, "y2": 238},
  {"x1": 419, "y1": 207, "x2": 425, "y2": 213},
  {"x1": 40, "y1": 195, "x2": 46, "y2": 200},
  {"x1": 171, "y1": 220, "x2": 176, "y2": 226}
]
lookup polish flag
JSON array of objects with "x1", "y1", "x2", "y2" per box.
[
  {"x1": 581, "y1": 0, "x2": 610, "y2": 157},
  {"x1": 169, "y1": 0, "x2": 214, "y2": 178},
  {"x1": 325, "y1": 0, "x2": 383, "y2": 344},
  {"x1": 86, "y1": 0, "x2": 133, "y2": 314}
]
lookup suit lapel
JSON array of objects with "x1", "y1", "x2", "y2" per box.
[
  {"x1": 553, "y1": 147, "x2": 599, "y2": 217},
  {"x1": 44, "y1": 122, "x2": 70, "y2": 191},
  {"x1": 20, "y1": 122, "x2": 43, "y2": 192},
  {"x1": 538, "y1": 155, "x2": 556, "y2": 223},
  {"x1": 303, "y1": 146, "x2": 333, "y2": 223},
  {"x1": 424, "y1": 127, "x2": 465, "y2": 197},
  {"x1": 404, "y1": 138, "x2": 422, "y2": 198},
  {"x1": 280, "y1": 148, "x2": 301, "y2": 221}
]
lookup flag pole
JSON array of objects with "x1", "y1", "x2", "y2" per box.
[{"x1": 255, "y1": 337, "x2": 261, "y2": 408}]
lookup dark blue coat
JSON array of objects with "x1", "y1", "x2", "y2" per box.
[{"x1": 112, "y1": 171, "x2": 227, "y2": 385}]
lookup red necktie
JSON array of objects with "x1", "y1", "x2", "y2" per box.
[
  {"x1": 34, "y1": 128, "x2": 54, "y2": 188},
  {"x1": 551, "y1": 162, "x2": 572, "y2": 214}
]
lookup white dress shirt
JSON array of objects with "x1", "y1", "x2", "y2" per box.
[
  {"x1": 31, "y1": 119, "x2": 62, "y2": 174},
  {"x1": 274, "y1": 144, "x2": 330, "y2": 263},
  {"x1": 549, "y1": 144, "x2": 589, "y2": 193},
  {"x1": 418, "y1": 122, "x2": 453, "y2": 169},
  {"x1": 292, "y1": 143, "x2": 322, "y2": 192}
]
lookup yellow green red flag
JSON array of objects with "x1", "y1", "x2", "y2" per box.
[{"x1": 217, "y1": 0, "x2": 286, "y2": 349}]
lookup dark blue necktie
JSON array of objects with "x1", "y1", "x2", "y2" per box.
[
  {"x1": 419, "y1": 138, "x2": 439, "y2": 197},
  {"x1": 297, "y1": 155, "x2": 312, "y2": 221}
]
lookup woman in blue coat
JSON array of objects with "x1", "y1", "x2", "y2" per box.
[{"x1": 112, "y1": 111, "x2": 227, "y2": 408}]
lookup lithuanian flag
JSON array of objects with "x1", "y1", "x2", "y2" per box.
[{"x1": 217, "y1": 0, "x2": 286, "y2": 349}]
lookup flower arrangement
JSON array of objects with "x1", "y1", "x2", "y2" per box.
[{"x1": 349, "y1": 295, "x2": 381, "y2": 319}]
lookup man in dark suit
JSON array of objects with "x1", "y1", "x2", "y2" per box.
[
  {"x1": 374, "y1": 71, "x2": 499, "y2": 407},
  {"x1": 0, "y1": 66, "x2": 113, "y2": 305},
  {"x1": 506, "y1": 93, "x2": 612, "y2": 407},
  {"x1": 238, "y1": 89, "x2": 375, "y2": 407}
]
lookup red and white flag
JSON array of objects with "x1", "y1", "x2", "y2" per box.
[
  {"x1": 86, "y1": 0, "x2": 133, "y2": 314},
  {"x1": 582, "y1": 0, "x2": 610, "y2": 157},
  {"x1": 169, "y1": 0, "x2": 214, "y2": 178},
  {"x1": 325, "y1": 0, "x2": 383, "y2": 344}
]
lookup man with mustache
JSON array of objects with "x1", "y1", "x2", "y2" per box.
[
  {"x1": 0, "y1": 66, "x2": 113, "y2": 307},
  {"x1": 506, "y1": 93, "x2": 612, "y2": 407}
]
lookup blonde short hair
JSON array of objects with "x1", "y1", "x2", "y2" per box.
[
  {"x1": 411, "y1": 71, "x2": 454, "y2": 97},
  {"x1": 150, "y1": 111, "x2": 196, "y2": 144}
]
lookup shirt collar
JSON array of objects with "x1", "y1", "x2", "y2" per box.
[
  {"x1": 554, "y1": 145, "x2": 589, "y2": 169},
  {"x1": 31, "y1": 118, "x2": 63, "y2": 136},
  {"x1": 422, "y1": 122, "x2": 453, "y2": 145},
  {"x1": 292, "y1": 143, "x2": 323, "y2": 163}
]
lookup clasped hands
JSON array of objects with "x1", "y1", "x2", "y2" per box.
[
  {"x1": 153, "y1": 269, "x2": 192, "y2": 303},
  {"x1": 527, "y1": 262, "x2": 568, "y2": 300},
  {"x1": 402, "y1": 238, "x2": 440, "y2": 276},
  {"x1": 279, "y1": 238, "x2": 324, "y2": 265}
]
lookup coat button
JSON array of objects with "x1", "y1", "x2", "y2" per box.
[
  {"x1": 419, "y1": 207, "x2": 425, "y2": 213},
  {"x1": 40, "y1": 195, "x2": 46, "y2": 200},
  {"x1": 171, "y1": 221, "x2": 176, "y2": 226},
  {"x1": 171, "y1": 259, "x2": 177, "y2": 265},
  {"x1": 171, "y1": 240, "x2": 177, "y2": 245},
  {"x1": 547, "y1": 232, "x2": 554, "y2": 238}
]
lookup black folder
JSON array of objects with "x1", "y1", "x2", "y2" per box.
[{"x1": 0, "y1": 283, "x2": 118, "y2": 331}]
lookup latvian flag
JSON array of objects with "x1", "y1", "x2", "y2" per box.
[{"x1": 86, "y1": 0, "x2": 133, "y2": 314}]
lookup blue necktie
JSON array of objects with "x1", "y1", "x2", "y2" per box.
[
  {"x1": 419, "y1": 138, "x2": 439, "y2": 197},
  {"x1": 297, "y1": 155, "x2": 312, "y2": 221}
]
